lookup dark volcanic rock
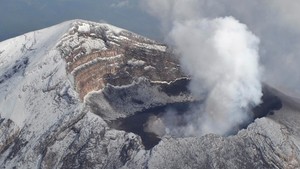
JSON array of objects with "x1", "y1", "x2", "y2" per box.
[{"x1": 253, "y1": 85, "x2": 283, "y2": 118}]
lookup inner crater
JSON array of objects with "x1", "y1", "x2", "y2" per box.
[{"x1": 87, "y1": 78, "x2": 282, "y2": 150}]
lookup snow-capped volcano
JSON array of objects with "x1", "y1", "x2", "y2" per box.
[
  {"x1": 0, "y1": 20, "x2": 300, "y2": 168},
  {"x1": 0, "y1": 19, "x2": 189, "y2": 168}
]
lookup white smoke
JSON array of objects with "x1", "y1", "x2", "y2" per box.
[
  {"x1": 143, "y1": 0, "x2": 300, "y2": 98},
  {"x1": 142, "y1": 0, "x2": 262, "y2": 136}
]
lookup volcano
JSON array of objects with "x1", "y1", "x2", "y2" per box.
[{"x1": 0, "y1": 20, "x2": 299, "y2": 169}]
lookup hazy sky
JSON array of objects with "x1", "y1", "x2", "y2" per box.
[{"x1": 0, "y1": 0, "x2": 161, "y2": 41}]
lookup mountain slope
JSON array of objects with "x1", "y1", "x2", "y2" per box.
[
  {"x1": 0, "y1": 20, "x2": 299, "y2": 169},
  {"x1": 0, "y1": 19, "x2": 189, "y2": 168}
]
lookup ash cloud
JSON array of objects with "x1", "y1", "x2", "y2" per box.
[{"x1": 142, "y1": 0, "x2": 263, "y2": 137}]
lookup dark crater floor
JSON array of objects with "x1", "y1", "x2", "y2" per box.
[
  {"x1": 109, "y1": 102, "x2": 193, "y2": 150},
  {"x1": 109, "y1": 84, "x2": 283, "y2": 150}
]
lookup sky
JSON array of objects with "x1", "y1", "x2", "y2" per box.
[{"x1": 0, "y1": 0, "x2": 161, "y2": 41}]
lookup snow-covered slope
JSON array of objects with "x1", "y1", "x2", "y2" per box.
[
  {"x1": 0, "y1": 21, "x2": 71, "y2": 127},
  {"x1": 0, "y1": 19, "x2": 188, "y2": 168},
  {"x1": 0, "y1": 20, "x2": 300, "y2": 169}
]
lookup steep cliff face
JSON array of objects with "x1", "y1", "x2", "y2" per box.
[
  {"x1": 57, "y1": 21, "x2": 184, "y2": 100},
  {"x1": 0, "y1": 20, "x2": 299, "y2": 169}
]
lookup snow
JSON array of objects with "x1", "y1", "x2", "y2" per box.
[
  {"x1": 58, "y1": 30, "x2": 107, "y2": 61},
  {"x1": 77, "y1": 23, "x2": 91, "y2": 33},
  {"x1": 134, "y1": 42, "x2": 167, "y2": 52},
  {"x1": 144, "y1": 65, "x2": 156, "y2": 71},
  {"x1": 0, "y1": 20, "x2": 98, "y2": 168},
  {"x1": 102, "y1": 23, "x2": 124, "y2": 35},
  {"x1": 71, "y1": 54, "x2": 123, "y2": 75},
  {"x1": 151, "y1": 77, "x2": 189, "y2": 85},
  {"x1": 0, "y1": 20, "x2": 73, "y2": 127},
  {"x1": 127, "y1": 59, "x2": 146, "y2": 67},
  {"x1": 128, "y1": 132, "x2": 137, "y2": 139}
]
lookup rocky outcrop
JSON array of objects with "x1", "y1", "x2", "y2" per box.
[
  {"x1": 85, "y1": 77, "x2": 192, "y2": 121},
  {"x1": 39, "y1": 112, "x2": 143, "y2": 169},
  {"x1": 0, "y1": 117, "x2": 20, "y2": 154},
  {"x1": 125, "y1": 114, "x2": 300, "y2": 169},
  {"x1": 57, "y1": 21, "x2": 183, "y2": 100}
]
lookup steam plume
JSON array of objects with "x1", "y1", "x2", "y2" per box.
[
  {"x1": 143, "y1": 0, "x2": 262, "y2": 136},
  {"x1": 144, "y1": 0, "x2": 300, "y2": 97}
]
